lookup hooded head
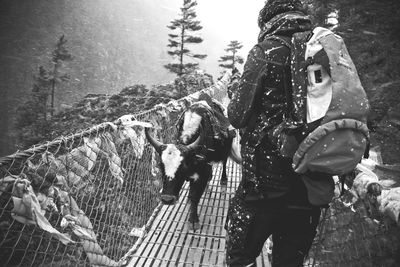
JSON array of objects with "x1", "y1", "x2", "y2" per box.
[
  {"x1": 258, "y1": 0, "x2": 305, "y2": 29},
  {"x1": 257, "y1": 0, "x2": 311, "y2": 42}
]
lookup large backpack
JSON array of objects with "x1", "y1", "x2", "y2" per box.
[{"x1": 272, "y1": 27, "x2": 370, "y2": 176}]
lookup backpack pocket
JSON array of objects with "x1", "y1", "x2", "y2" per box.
[
  {"x1": 269, "y1": 119, "x2": 321, "y2": 159},
  {"x1": 293, "y1": 119, "x2": 369, "y2": 175},
  {"x1": 306, "y1": 64, "x2": 333, "y2": 123}
]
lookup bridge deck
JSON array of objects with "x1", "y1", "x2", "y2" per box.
[{"x1": 128, "y1": 160, "x2": 271, "y2": 267}]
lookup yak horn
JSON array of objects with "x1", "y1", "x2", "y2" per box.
[
  {"x1": 145, "y1": 127, "x2": 164, "y2": 153},
  {"x1": 185, "y1": 126, "x2": 203, "y2": 151}
]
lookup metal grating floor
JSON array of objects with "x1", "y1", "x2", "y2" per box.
[{"x1": 128, "y1": 159, "x2": 271, "y2": 267}]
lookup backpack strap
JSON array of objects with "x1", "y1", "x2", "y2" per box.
[
  {"x1": 339, "y1": 171, "x2": 355, "y2": 197},
  {"x1": 264, "y1": 35, "x2": 294, "y2": 120},
  {"x1": 364, "y1": 138, "x2": 370, "y2": 159},
  {"x1": 282, "y1": 65, "x2": 294, "y2": 120},
  {"x1": 244, "y1": 37, "x2": 293, "y2": 143},
  {"x1": 339, "y1": 174, "x2": 346, "y2": 197},
  {"x1": 266, "y1": 34, "x2": 311, "y2": 123},
  {"x1": 266, "y1": 35, "x2": 292, "y2": 49}
]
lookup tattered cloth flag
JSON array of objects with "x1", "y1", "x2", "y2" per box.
[{"x1": 9, "y1": 177, "x2": 73, "y2": 244}]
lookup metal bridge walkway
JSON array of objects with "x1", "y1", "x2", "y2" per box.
[{"x1": 127, "y1": 159, "x2": 271, "y2": 267}]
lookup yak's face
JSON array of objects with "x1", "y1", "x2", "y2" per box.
[
  {"x1": 162, "y1": 144, "x2": 184, "y2": 179},
  {"x1": 157, "y1": 144, "x2": 190, "y2": 205},
  {"x1": 145, "y1": 128, "x2": 203, "y2": 205}
]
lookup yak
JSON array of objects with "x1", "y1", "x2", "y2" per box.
[{"x1": 145, "y1": 99, "x2": 241, "y2": 231}]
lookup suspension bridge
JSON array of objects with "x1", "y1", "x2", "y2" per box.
[{"x1": 0, "y1": 75, "x2": 399, "y2": 267}]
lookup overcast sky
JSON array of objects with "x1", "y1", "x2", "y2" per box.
[
  {"x1": 198, "y1": 0, "x2": 264, "y2": 72},
  {"x1": 161, "y1": 0, "x2": 265, "y2": 75}
]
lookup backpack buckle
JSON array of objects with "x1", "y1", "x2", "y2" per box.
[
  {"x1": 305, "y1": 57, "x2": 315, "y2": 66},
  {"x1": 301, "y1": 57, "x2": 315, "y2": 70},
  {"x1": 306, "y1": 31, "x2": 314, "y2": 42}
]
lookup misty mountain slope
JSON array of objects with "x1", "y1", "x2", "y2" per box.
[
  {"x1": 0, "y1": 0, "x2": 181, "y2": 155},
  {"x1": 48, "y1": 72, "x2": 213, "y2": 140}
]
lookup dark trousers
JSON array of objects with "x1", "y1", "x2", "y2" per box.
[{"x1": 225, "y1": 196, "x2": 321, "y2": 267}]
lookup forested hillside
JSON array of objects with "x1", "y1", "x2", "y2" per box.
[
  {"x1": 44, "y1": 73, "x2": 213, "y2": 142},
  {"x1": 0, "y1": 0, "x2": 180, "y2": 155}
]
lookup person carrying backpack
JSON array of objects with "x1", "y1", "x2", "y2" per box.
[{"x1": 225, "y1": 0, "x2": 369, "y2": 266}]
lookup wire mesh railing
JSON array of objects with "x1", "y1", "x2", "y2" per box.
[
  {"x1": 306, "y1": 151, "x2": 400, "y2": 267},
  {"x1": 308, "y1": 196, "x2": 400, "y2": 267},
  {"x1": 0, "y1": 75, "x2": 231, "y2": 267},
  {"x1": 1, "y1": 71, "x2": 399, "y2": 266}
]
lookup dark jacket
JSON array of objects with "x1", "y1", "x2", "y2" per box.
[{"x1": 228, "y1": 12, "x2": 313, "y2": 201}]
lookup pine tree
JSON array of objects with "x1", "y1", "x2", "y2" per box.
[
  {"x1": 13, "y1": 35, "x2": 72, "y2": 149},
  {"x1": 32, "y1": 66, "x2": 52, "y2": 121},
  {"x1": 14, "y1": 66, "x2": 52, "y2": 149},
  {"x1": 218, "y1": 40, "x2": 244, "y2": 71},
  {"x1": 165, "y1": 0, "x2": 207, "y2": 78},
  {"x1": 50, "y1": 35, "x2": 72, "y2": 116}
]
